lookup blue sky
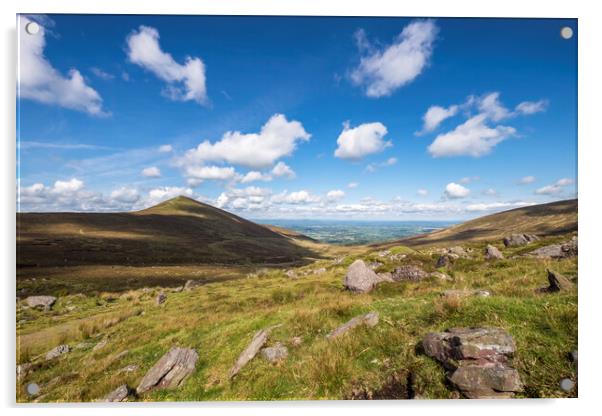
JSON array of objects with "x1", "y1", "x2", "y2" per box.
[{"x1": 17, "y1": 14, "x2": 577, "y2": 220}]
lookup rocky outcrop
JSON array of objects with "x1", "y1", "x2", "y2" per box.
[
  {"x1": 503, "y1": 233, "x2": 538, "y2": 247},
  {"x1": 261, "y1": 342, "x2": 288, "y2": 363},
  {"x1": 343, "y1": 260, "x2": 382, "y2": 293},
  {"x1": 229, "y1": 324, "x2": 281, "y2": 379},
  {"x1": 528, "y1": 236, "x2": 577, "y2": 259},
  {"x1": 392, "y1": 265, "x2": 428, "y2": 282},
  {"x1": 99, "y1": 384, "x2": 130, "y2": 402},
  {"x1": 537, "y1": 269, "x2": 574, "y2": 293},
  {"x1": 136, "y1": 347, "x2": 198, "y2": 394},
  {"x1": 25, "y1": 295, "x2": 57, "y2": 311},
  {"x1": 485, "y1": 245, "x2": 504, "y2": 260},
  {"x1": 327, "y1": 312, "x2": 379, "y2": 340},
  {"x1": 422, "y1": 328, "x2": 522, "y2": 398},
  {"x1": 441, "y1": 289, "x2": 490, "y2": 298},
  {"x1": 45, "y1": 344, "x2": 70, "y2": 361}
]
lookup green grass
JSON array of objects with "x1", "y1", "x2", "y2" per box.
[{"x1": 16, "y1": 235, "x2": 577, "y2": 402}]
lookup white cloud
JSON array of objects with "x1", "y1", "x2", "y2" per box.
[
  {"x1": 184, "y1": 165, "x2": 237, "y2": 182},
  {"x1": 515, "y1": 100, "x2": 548, "y2": 115},
  {"x1": 459, "y1": 176, "x2": 480, "y2": 184},
  {"x1": 428, "y1": 114, "x2": 516, "y2": 158},
  {"x1": 518, "y1": 175, "x2": 536, "y2": 184},
  {"x1": 53, "y1": 178, "x2": 84, "y2": 193},
  {"x1": 465, "y1": 201, "x2": 535, "y2": 212},
  {"x1": 347, "y1": 182, "x2": 359, "y2": 189},
  {"x1": 274, "y1": 190, "x2": 321, "y2": 204},
  {"x1": 535, "y1": 178, "x2": 574, "y2": 195},
  {"x1": 444, "y1": 182, "x2": 470, "y2": 199},
  {"x1": 418, "y1": 104, "x2": 458, "y2": 134},
  {"x1": 110, "y1": 187, "x2": 140, "y2": 203},
  {"x1": 126, "y1": 25, "x2": 208, "y2": 105},
  {"x1": 90, "y1": 67, "x2": 114, "y2": 81},
  {"x1": 146, "y1": 186, "x2": 193, "y2": 205},
  {"x1": 271, "y1": 161, "x2": 296, "y2": 179},
  {"x1": 241, "y1": 171, "x2": 272, "y2": 184},
  {"x1": 326, "y1": 189, "x2": 345, "y2": 201},
  {"x1": 482, "y1": 188, "x2": 498, "y2": 196},
  {"x1": 417, "y1": 189, "x2": 428, "y2": 196},
  {"x1": 158, "y1": 144, "x2": 173, "y2": 153},
  {"x1": 180, "y1": 114, "x2": 310, "y2": 169},
  {"x1": 334, "y1": 121, "x2": 390, "y2": 160},
  {"x1": 350, "y1": 19, "x2": 438, "y2": 97},
  {"x1": 18, "y1": 17, "x2": 106, "y2": 115},
  {"x1": 477, "y1": 92, "x2": 511, "y2": 122},
  {"x1": 141, "y1": 166, "x2": 161, "y2": 178}
]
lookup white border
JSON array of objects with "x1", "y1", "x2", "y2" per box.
[{"x1": 2, "y1": 1, "x2": 601, "y2": 415}]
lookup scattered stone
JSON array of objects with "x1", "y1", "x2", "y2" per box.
[
  {"x1": 92, "y1": 339, "x2": 108, "y2": 351},
  {"x1": 45, "y1": 344, "x2": 70, "y2": 361},
  {"x1": 314, "y1": 267, "x2": 327, "y2": 275},
  {"x1": 156, "y1": 292, "x2": 167, "y2": 305},
  {"x1": 429, "y1": 271, "x2": 450, "y2": 281},
  {"x1": 172, "y1": 286, "x2": 184, "y2": 292},
  {"x1": 378, "y1": 250, "x2": 391, "y2": 258},
  {"x1": 436, "y1": 254, "x2": 454, "y2": 268},
  {"x1": 99, "y1": 384, "x2": 130, "y2": 402},
  {"x1": 503, "y1": 233, "x2": 538, "y2": 247},
  {"x1": 183, "y1": 280, "x2": 201, "y2": 291},
  {"x1": 389, "y1": 253, "x2": 407, "y2": 262},
  {"x1": 441, "y1": 289, "x2": 490, "y2": 298},
  {"x1": 17, "y1": 363, "x2": 33, "y2": 381},
  {"x1": 392, "y1": 265, "x2": 428, "y2": 282},
  {"x1": 136, "y1": 347, "x2": 198, "y2": 394},
  {"x1": 447, "y1": 246, "x2": 469, "y2": 257},
  {"x1": 229, "y1": 324, "x2": 281, "y2": 379},
  {"x1": 537, "y1": 269, "x2": 574, "y2": 293},
  {"x1": 485, "y1": 245, "x2": 504, "y2": 260},
  {"x1": 327, "y1": 312, "x2": 379, "y2": 340},
  {"x1": 290, "y1": 336, "x2": 303, "y2": 347},
  {"x1": 25, "y1": 295, "x2": 57, "y2": 311},
  {"x1": 422, "y1": 327, "x2": 522, "y2": 398},
  {"x1": 261, "y1": 342, "x2": 289, "y2": 363},
  {"x1": 343, "y1": 260, "x2": 382, "y2": 293}
]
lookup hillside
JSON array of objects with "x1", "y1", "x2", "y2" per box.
[
  {"x1": 17, "y1": 196, "x2": 319, "y2": 268},
  {"x1": 376, "y1": 199, "x2": 577, "y2": 249}
]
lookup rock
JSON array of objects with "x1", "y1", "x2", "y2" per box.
[
  {"x1": 92, "y1": 339, "x2": 108, "y2": 351},
  {"x1": 99, "y1": 384, "x2": 129, "y2": 402},
  {"x1": 327, "y1": 312, "x2": 379, "y2": 339},
  {"x1": 45, "y1": 344, "x2": 70, "y2": 361},
  {"x1": 422, "y1": 327, "x2": 522, "y2": 398},
  {"x1": 25, "y1": 295, "x2": 57, "y2": 311},
  {"x1": 367, "y1": 261, "x2": 383, "y2": 270},
  {"x1": 17, "y1": 362, "x2": 33, "y2": 381},
  {"x1": 261, "y1": 342, "x2": 289, "y2": 363},
  {"x1": 485, "y1": 245, "x2": 504, "y2": 260},
  {"x1": 290, "y1": 336, "x2": 303, "y2": 347},
  {"x1": 183, "y1": 280, "x2": 201, "y2": 291},
  {"x1": 228, "y1": 324, "x2": 281, "y2": 379},
  {"x1": 448, "y1": 246, "x2": 469, "y2": 257},
  {"x1": 436, "y1": 254, "x2": 454, "y2": 268},
  {"x1": 156, "y1": 292, "x2": 167, "y2": 305},
  {"x1": 429, "y1": 271, "x2": 450, "y2": 281},
  {"x1": 503, "y1": 233, "x2": 538, "y2": 247},
  {"x1": 392, "y1": 265, "x2": 428, "y2": 282},
  {"x1": 117, "y1": 364, "x2": 139, "y2": 374},
  {"x1": 562, "y1": 236, "x2": 578, "y2": 256},
  {"x1": 378, "y1": 250, "x2": 391, "y2": 258},
  {"x1": 538, "y1": 269, "x2": 574, "y2": 292},
  {"x1": 136, "y1": 347, "x2": 198, "y2": 394},
  {"x1": 529, "y1": 237, "x2": 577, "y2": 259},
  {"x1": 172, "y1": 286, "x2": 184, "y2": 292},
  {"x1": 343, "y1": 260, "x2": 382, "y2": 293},
  {"x1": 441, "y1": 289, "x2": 490, "y2": 298},
  {"x1": 377, "y1": 272, "x2": 395, "y2": 282}
]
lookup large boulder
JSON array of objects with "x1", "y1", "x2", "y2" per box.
[
  {"x1": 392, "y1": 265, "x2": 428, "y2": 282},
  {"x1": 503, "y1": 233, "x2": 538, "y2": 247},
  {"x1": 528, "y1": 238, "x2": 577, "y2": 259},
  {"x1": 343, "y1": 260, "x2": 382, "y2": 293},
  {"x1": 136, "y1": 347, "x2": 198, "y2": 394},
  {"x1": 25, "y1": 295, "x2": 57, "y2": 311},
  {"x1": 537, "y1": 269, "x2": 574, "y2": 293},
  {"x1": 422, "y1": 327, "x2": 522, "y2": 398},
  {"x1": 485, "y1": 245, "x2": 504, "y2": 260},
  {"x1": 229, "y1": 324, "x2": 281, "y2": 379},
  {"x1": 327, "y1": 312, "x2": 379, "y2": 340}
]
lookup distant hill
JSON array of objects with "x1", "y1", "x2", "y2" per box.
[
  {"x1": 375, "y1": 199, "x2": 577, "y2": 249},
  {"x1": 17, "y1": 196, "x2": 319, "y2": 267}
]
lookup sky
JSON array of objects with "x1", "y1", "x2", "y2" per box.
[{"x1": 16, "y1": 14, "x2": 577, "y2": 220}]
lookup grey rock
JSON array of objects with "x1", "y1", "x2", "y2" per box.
[
  {"x1": 327, "y1": 312, "x2": 379, "y2": 340},
  {"x1": 136, "y1": 347, "x2": 198, "y2": 394},
  {"x1": 503, "y1": 233, "x2": 538, "y2": 247},
  {"x1": 229, "y1": 324, "x2": 281, "y2": 379},
  {"x1": 529, "y1": 237, "x2": 577, "y2": 259},
  {"x1": 183, "y1": 280, "x2": 201, "y2": 291},
  {"x1": 261, "y1": 342, "x2": 289, "y2": 363},
  {"x1": 429, "y1": 271, "x2": 450, "y2": 281},
  {"x1": 92, "y1": 339, "x2": 108, "y2": 351},
  {"x1": 441, "y1": 289, "x2": 491, "y2": 298},
  {"x1": 377, "y1": 272, "x2": 395, "y2": 282},
  {"x1": 367, "y1": 261, "x2": 383, "y2": 270},
  {"x1": 343, "y1": 260, "x2": 382, "y2": 293},
  {"x1": 392, "y1": 265, "x2": 428, "y2": 282},
  {"x1": 45, "y1": 344, "x2": 70, "y2": 361},
  {"x1": 538, "y1": 269, "x2": 574, "y2": 293},
  {"x1": 172, "y1": 286, "x2": 184, "y2": 292},
  {"x1": 25, "y1": 295, "x2": 57, "y2": 311},
  {"x1": 485, "y1": 245, "x2": 504, "y2": 260},
  {"x1": 99, "y1": 384, "x2": 129, "y2": 402},
  {"x1": 436, "y1": 254, "x2": 454, "y2": 268},
  {"x1": 156, "y1": 292, "x2": 167, "y2": 305},
  {"x1": 449, "y1": 363, "x2": 522, "y2": 399},
  {"x1": 447, "y1": 246, "x2": 469, "y2": 257}
]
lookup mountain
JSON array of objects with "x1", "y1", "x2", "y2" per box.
[
  {"x1": 375, "y1": 199, "x2": 577, "y2": 248},
  {"x1": 17, "y1": 196, "x2": 319, "y2": 267}
]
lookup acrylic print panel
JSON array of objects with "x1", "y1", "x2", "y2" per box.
[{"x1": 16, "y1": 14, "x2": 577, "y2": 402}]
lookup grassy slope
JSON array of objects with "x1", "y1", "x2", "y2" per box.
[
  {"x1": 377, "y1": 199, "x2": 577, "y2": 249},
  {"x1": 16, "y1": 200, "x2": 578, "y2": 402}
]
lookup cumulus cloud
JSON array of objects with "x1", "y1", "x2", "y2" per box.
[
  {"x1": 350, "y1": 19, "x2": 438, "y2": 97},
  {"x1": 418, "y1": 104, "x2": 458, "y2": 134},
  {"x1": 184, "y1": 165, "x2": 237, "y2": 183},
  {"x1": 515, "y1": 100, "x2": 548, "y2": 115},
  {"x1": 18, "y1": 16, "x2": 106, "y2": 115},
  {"x1": 271, "y1": 161, "x2": 296, "y2": 179},
  {"x1": 126, "y1": 25, "x2": 208, "y2": 105},
  {"x1": 239, "y1": 162, "x2": 296, "y2": 184},
  {"x1": 158, "y1": 144, "x2": 173, "y2": 153},
  {"x1": 240, "y1": 171, "x2": 272, "y2": 184},
  {"x1": 273, "y1": 190, "x2": 321, "y2": 205},
  {"x1": 110, "y1": 187, "x2": 140, "y2": 203},
  {"x1": 535, "y1": 178, "x2": 574, "y2": 195},
  {"x1": 326, "y1": 189, "x2": 345, "y2": 201},
  {"x1": 518, "y1": 175, "x2": 536, "y2": 184},
  {"x1": 141, "y1": 166, "x2": 161, "y2": 178},
  {"x1": 334, "y1": 121, "x2": 390, "y2": 160},
  {"x1": 180, "y1": 114, "x2": 310, "y2": 169},
  {"x1": 18, "y1": 178, "x2": 105, "y2": 211},
  {"x1": 90, "y1": 67, "x2": 115, "y2": 81},
  {"x1": 146, "y1": 186, "x2": 194, "y2": 205},
  {"x1": 477, "y1": 92, "x2": 512, "y2": 122},
  {"x1": 465, "y1": 201, "x2": 535, "y2": 212},
  {"x1": 444, "y1": 182, "x2": 470, "y2": 199}
]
